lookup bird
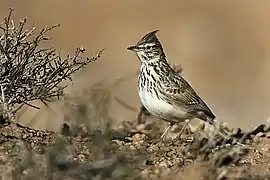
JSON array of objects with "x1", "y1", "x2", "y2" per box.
[{"x1": 127, "y1": 30, "x2": 222, "y2": 140}]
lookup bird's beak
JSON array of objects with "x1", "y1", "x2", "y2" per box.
[{"x1": 127, "y1": 45, "x2": 139, "y2": 52}]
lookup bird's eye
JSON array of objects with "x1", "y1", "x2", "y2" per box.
[{"x1": 146, "y1": 46, "x2": 151, "y2": 49}]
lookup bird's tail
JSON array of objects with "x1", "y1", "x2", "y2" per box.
[
  {"x1": 205, "y1": 116, "x2": 231, "y2": 139},
  {"x1": 192, "y1": 111, "x2": 230, "y2": 138}
]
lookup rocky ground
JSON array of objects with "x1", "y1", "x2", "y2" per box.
[{"x1": 0, "y1": 117, "x2": 269, "y2": 180}]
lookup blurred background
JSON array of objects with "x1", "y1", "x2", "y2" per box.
[{"x1": 0, "y1": 0, "x2": 270, "y2": 131}]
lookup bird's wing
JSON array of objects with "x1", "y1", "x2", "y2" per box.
[{"x1": 159, "y1": 70, "x2": 214, "y2": 118}]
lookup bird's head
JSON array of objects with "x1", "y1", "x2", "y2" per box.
[{"x1": 127, "y1": 30, "x2": 165, "y2": 63}]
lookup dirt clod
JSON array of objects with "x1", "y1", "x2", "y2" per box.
[{"x1": 0, "y1": 120, "x2": 270, "y2": 179}]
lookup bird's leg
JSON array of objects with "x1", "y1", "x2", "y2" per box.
[
  {"x1": 177, "y1": 119, "x2": 192, "y2": 138},
  {"x1": 161, "y1": 122, "x2": 174, "y2": 140},
  {"x1": 137, "y1": 105, "x2": 150, "y2": 124}
]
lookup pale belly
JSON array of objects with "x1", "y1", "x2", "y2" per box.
[{"x1": 138, "y1": 89, "x2": 188, "y2": 122}]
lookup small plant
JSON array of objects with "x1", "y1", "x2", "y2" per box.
[{"x1": 0, "y1": 9, "x2": 104, "y2": 120}]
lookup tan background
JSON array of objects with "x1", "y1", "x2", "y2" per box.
[{"x1": 0, "y1": 1, "x2": 270, "y2": 131}]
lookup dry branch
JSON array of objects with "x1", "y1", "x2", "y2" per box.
[{"x1": 0, "y1": 9, "x2": 104, "y2": 119}]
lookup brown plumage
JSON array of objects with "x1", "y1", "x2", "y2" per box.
[{"x1": 127, "y1": 30, "x2": 218, "y2": 139}]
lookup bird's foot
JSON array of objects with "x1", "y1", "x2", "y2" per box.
[
  {"x1": 160, "y1": 124, "x2": 173, "y2": 141},
  {"x1": 175, "y1": 119, "x2": 191, "y2": 140}
]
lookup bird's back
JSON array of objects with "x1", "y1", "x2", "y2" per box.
[{"x1": 159, "y1": 64, "x2": 216, "y2": 123}]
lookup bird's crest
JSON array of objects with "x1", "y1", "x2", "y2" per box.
[{"x1": 137, "y1": 30, "x2": 160, "y2": 45}]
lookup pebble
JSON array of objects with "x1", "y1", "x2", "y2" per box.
[{"x1": 136, "y1": 124, "x2": 146, "y2": 131}]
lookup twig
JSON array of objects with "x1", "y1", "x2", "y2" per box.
[{"x1": 0, "y1": 84, "x2": 7, "y2": 112}]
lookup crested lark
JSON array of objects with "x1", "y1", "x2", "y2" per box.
[{"x1": 127, "y1": 30, "x2": 221, "y2": 140}]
